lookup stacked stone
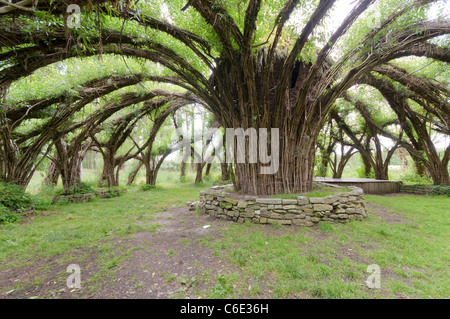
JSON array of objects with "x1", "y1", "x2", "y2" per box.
[
  {"x1": 199, "y1": 186, "x2": 367, "y2": 227},
  {"x1": 52, "y1": 189, "x2": 127, "y2": 204},
  {"x1": 400, "y1": 184, "x2": 447, "y2": 195}
]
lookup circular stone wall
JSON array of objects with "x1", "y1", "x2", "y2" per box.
[{"x1": 199, "y1": 185, "x2": 367, "y2": 227}]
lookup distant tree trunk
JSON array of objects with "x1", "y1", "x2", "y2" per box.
[
  {"x1": 98, "y1": 149, "x2": 118, "y2": 188},
  {"x1": 331, "y1": 146, "x2": 356, "y2": 179},
  {"x1": 43, "y1": 158, "x2": 60, "y2": 186},
  {"x1": 54, "y1": 138, "x2": 91, "y2": 192},
  {"x1": 360, "y1": 74, "x2": 450, "y2": 185},
  {"x1": 144, "y1": 158, "x2": 157, "y2": 185},
  {"x1": 195, "y1": 162, "x2": 203, "y2": 184},
  {"x1": 204, "y1": 148, "x2": 215, "y2": 177},
  {"x1": 180, "y1": 155, "x2": 188, "y2": 181},
  {"x1": 144, "y1": 152, "x2": 172, "y2": 186},
  {"x1": 127, "y1": 160, "x2": 144, "y2": 185}
]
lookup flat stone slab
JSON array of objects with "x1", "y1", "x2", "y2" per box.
[{"x1": 256, "y1": 198, "x2": 282, "y2": 205}]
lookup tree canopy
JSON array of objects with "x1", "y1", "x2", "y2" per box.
[{"x1": 0, "y1": 0, "x2": 449, "y2": 194}]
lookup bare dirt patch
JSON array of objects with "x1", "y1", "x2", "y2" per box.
[
  {"x1": 365, "y1": 203, "x2": 406, "y2": 224},
  {"x1": 89, "y1": 207, "x2": 234, "y2": 299},
  {"x1": 0, "y1": 206, "x2": 235, "y2": 299}
]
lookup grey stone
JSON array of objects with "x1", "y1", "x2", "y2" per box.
[
  {"x1": 324, "y1": 195, "x2": 339, "y2": 205},
  {"x1": 261, "y1": 211, "x2": 272, "y2": 218},
  {"x1": 313, "y1": 204, "x2": 333, "y2": 211},
  {"x1": 256, "y1": 198, "x2": 282, "y2": 205},
  {"x1": 237, "y1": 201, "x2": 248, "y2": 208},
  {"x1": 283, "y1": 205, "x2": 299, "y2": 210},
  {"x1": 223, "y1": 197, "x2": 238, "y2": 205},
  {"x1": 219, "y1": 202, "x2": 233, "y2": 209},
  {"x1": 350, "y1": 188, "x2": 364, "y2": 195},
  {"x1": 309, "y1": 197, "x2": 325, "y2": 204},
  {"x1": 282, "y1": 199, "x2": 298, "y2": 205},
  {"x1": 314, "y1": 211, "x2": 325, "y2": 217},
  {"x1": 270, "y1": 213, "x2": 283, "y2": 219},
  {"x1": 240, "y1": 212, "x2": 255, "y2": 218},
  {"x1": 285, "y1": 214, "x2": 302, "y2": 219}
]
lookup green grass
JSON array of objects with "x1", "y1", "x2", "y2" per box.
[
  {"x1": 304, "y1": 186, "x2": 351, "y2": 198},
  {"x1": 1, "y1": 169, "x2": 448, "y2": 299},
  {"x1": 200, "y1": 194, "x2": 450, "y2": 299},
  {"x1": 0, "y1": 177, "x2": 212, "y2": 266}
]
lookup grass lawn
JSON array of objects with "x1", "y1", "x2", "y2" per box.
[
  {"x1": 203, "y1": 194, "x2": 449, "y2": 298},
  {"x1": 0, "y1": 171, "x2": 448, "y2": 299}
]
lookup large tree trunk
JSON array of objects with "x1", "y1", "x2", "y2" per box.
[
  {"x1": 213, "y1": 53, "x2": 324, "y2": 195},
  {"x1": 220, "y1": 142, "x2": 230, "y2": 181},
  {"x1": 220, "y1": 163, "x2": 230, "y2": 181},
  {"x1": 360, "y1": 153, "x2": 373, "y2": 178},
  {"x1": 227, "y1": 127, "x2": 317, "y2": 195}
]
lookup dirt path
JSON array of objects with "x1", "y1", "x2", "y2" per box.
[
  {"x1": 0, "y1": 206, "x2": 234, "y2": 299},
  {"x1": 91, "y1": 207, "x2": 233, "y2": 299}
]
